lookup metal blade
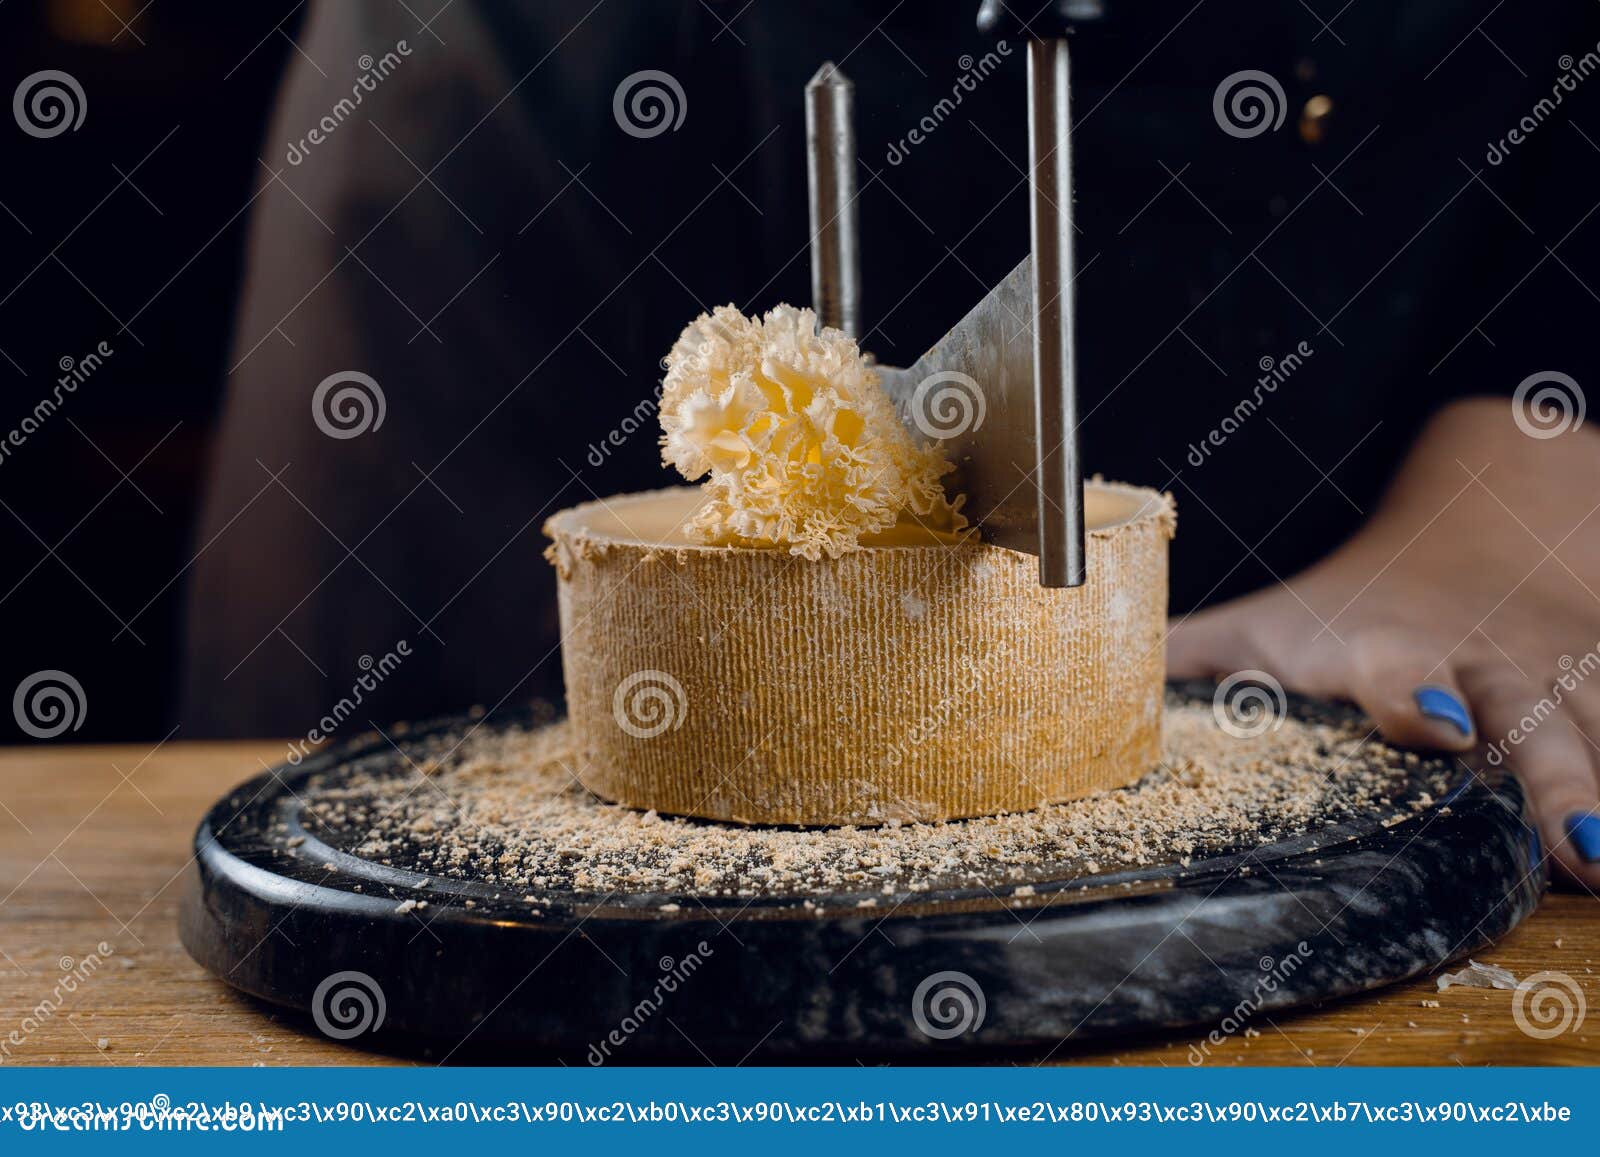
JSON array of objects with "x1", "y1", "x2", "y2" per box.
[{"x1": 876, "y1": 256, "x2": 1043, "y2": 557}]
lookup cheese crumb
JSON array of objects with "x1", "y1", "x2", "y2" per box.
[{"x1": 659, "y1": 304, "x2": 966, "y2": 559}]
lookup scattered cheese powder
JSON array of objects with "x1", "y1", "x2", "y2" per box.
[
  {"x1": 658, "y1": 304, "x2": 967, "y2": 559},
  {"x1": 301, "y1": 698, "x2": 1451, "y2": 900}
]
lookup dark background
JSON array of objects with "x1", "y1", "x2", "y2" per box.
[
  {"x1": 3, "y1": 2, "x2": 1597, "y2": 742},
  {"x1": 0, "y1": 2, "x2": 296, "y2": 741}
]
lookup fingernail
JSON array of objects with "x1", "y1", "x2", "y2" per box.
[
  {"x1": 1566, "y1": 813, "x2": 1600, "y2": 863},
  {"x1": 1414, "y1": 684, "x2": 1473, "y2": 738}
]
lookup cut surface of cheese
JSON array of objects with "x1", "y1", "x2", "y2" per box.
[
  {"x1": 563, "y1": 484, "x2": 1151, "y2": 548},
  {"x1": 545, "y1": 482, "x2": 1175, "y2": 826}
]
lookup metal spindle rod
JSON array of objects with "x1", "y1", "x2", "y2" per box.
[
  {"x1": 805, "y1": 62, "x2": 861, "y2": 336},
  {"x1": 1026, "y1": 38, "x2": 1085, "y2": 588}
]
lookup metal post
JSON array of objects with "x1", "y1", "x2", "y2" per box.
[
  {"x1": 805, "y1": 62, "x2": 861, "y2": 337},
  {"x1": 1026, "y1": 38, "x2": 1085, "y2": 588}
]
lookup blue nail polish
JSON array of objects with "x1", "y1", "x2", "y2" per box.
[
  {"x1": 1567, "y1": 814, "x2": 1600, "y2": 862},
  {"x1": 1414, "y1": 685, "x2": 1473, "y2": 737}
]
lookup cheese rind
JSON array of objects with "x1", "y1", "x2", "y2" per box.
[
  {"x1": 659, "y1": 304, "x2": 966, "y2": 560},
  {"x1": 544, "y1": 482, "x2": 1175, "y2": 826}
]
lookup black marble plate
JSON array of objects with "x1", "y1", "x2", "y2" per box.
[{"x1": 179, "y1": 682, "x2": 1544, "y2": 1062}]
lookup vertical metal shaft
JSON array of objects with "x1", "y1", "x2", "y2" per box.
[
  {"x1": 805, "y1": 62, "x2": 861, "y2": 336},
  {"x1": 1026, "y1": 39, "x2": 1085, "y2": 588}
]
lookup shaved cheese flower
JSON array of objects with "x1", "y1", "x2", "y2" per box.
[{"x1": 659, "y1": 304, "x2": 966, "y2": 559}]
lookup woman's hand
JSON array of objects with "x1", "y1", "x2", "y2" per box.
[{"x1": 1168, "y1": 395, "x2": 1600, "y2": 890}]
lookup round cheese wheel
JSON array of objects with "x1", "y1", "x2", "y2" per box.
[{"x1": 544, "y1": 481, "x2": 1175, "y2": 826}]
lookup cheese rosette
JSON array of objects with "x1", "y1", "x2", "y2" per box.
[{"x1": 658, "y1": 304, "x2": 967, "y2": 560}]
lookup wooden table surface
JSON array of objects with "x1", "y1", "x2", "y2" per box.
[{"x1": 0, "y1": 738, "x2": 1595, "y2": 1067}]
